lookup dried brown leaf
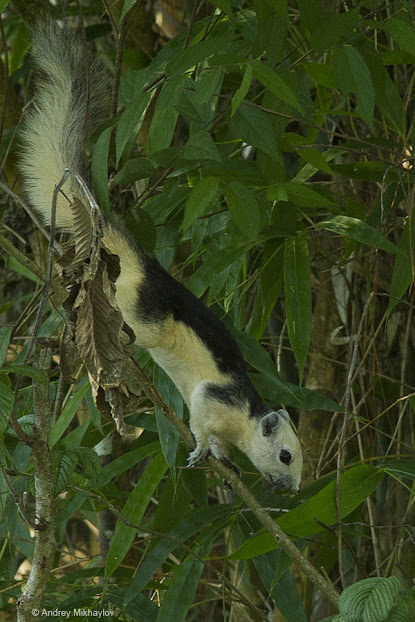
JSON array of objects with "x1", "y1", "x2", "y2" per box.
[{"x1": 75, "y1": 257, "x2": 127, "y2": 387}]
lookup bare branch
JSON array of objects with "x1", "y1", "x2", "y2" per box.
[{"x1": 17, "y1": 340, "x2": 55, "y2": 621}]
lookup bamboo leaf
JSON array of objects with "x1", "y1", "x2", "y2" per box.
[
  {"x1": 116, "y1": 89, "x2": 151, "y2": 164},
  {"x1": 166, "y1": 36, "x2": 232, "y2": 76},
  {"x1": 105, "y1": 452, "x2": 168, "y2": 577},
  {"x1": 252, "y1": 61, "x2": 302, "y2": 113},
  {"x1": 0, "y1": 377, "x2": 12, "y2": 434},
  {"x1": 0, "y1": 325, "x2": 12, "y2": 365},
  {"x1": 50, "y1": 381, "x2": 90, "y2": 448},
  {"x1": 114, "y1": 159, "x2": 156, "y2": 184},
  {"x1": 225, "y1": 182, "x2": 263, "y2": 239},
  {"x1": 231, "y1": 65, "x2": 252, "y2": 116},
  {"x1": 91, "y1": 127, "x2": 112, "y2": 212},
  {"x1": 182, "y1": 130, "x2": 220, "y2": 161},
  {"x1": 383, "y1": 18, "x2": 415, "y2": 56},
  {"x1": 123, "y1": 506, "x2": 232, "y2": 602},
  {"x1": 182, "y1": 177, "x2": 219, "y2": 231},
  {"x1": 95, "y1": 443, "x2": 161, "y2": 488},
  {"x1": 332, "y1": 45, "x2": 375, "y2": 130},
  {"x1": 156, "y1": 525, "x2": 220, "y2": 622},
  {"x1": 317, "y1": 216, "x2": 400, "y2": 255},
  {"x1": 231, "y1": 464, "x2": 383, "y2": 559}
]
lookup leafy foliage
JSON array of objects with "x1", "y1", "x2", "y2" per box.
[{"x1": 0, "y1": 0, "x2": 414, "y2": 621}]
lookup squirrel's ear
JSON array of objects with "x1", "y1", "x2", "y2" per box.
[
  {"x1": 276, "y1": 408, "x2": 290, "y2": 423},
  {"x1": 261, "y1": 412, "x2": 281, "y2": 437},
  {"x1": 260, "y1": 409, "x2": 290, "y2": 436}
]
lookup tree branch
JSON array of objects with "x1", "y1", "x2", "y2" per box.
[
  {"x1": 130, "y1": 359, "x2": 340, "y2": 609},
  {"x1": 17, "y1": 340, "x2": 55, "y2": 621}
]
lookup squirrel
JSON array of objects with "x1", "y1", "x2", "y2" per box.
[{"x1": 20, "y1": 21, "x2": 303, "y2": 492}]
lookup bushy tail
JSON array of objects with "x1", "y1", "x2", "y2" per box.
[{"x1": 20, "y1": 21, "x2": 110, "y2": 229}]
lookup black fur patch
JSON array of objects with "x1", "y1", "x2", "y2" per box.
[
  {"x1": 204, "y1": 382, "x2": 246, "y2": 407},
  {"x1": 127, "y1": 239, "x2": 267, "y2": 418}
]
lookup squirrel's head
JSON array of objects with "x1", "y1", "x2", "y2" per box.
[{"x1": 249, "y1": 409, "x2": 303, "y2": 492}]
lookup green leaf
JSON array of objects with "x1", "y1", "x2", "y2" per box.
[
  {"x1": 166, "y1": 36, "x2": 232, "y2": 75},
  {"x1": 0, "y1": 364, "x2": 47, "y2": 384},
  {"x1": 225, "y1": 182, "x2": 263, "y2": 240},
  {"x1": 232, "y1": 464, "x2": 383, "y2": 559},
  {"x1": 193, "y1": 66, "x2": 224, "y2": 105},
  {"x1": 272, "y1": 182, "x2": 335, "y2": 208},
  {"x1": 251, "y1": 541, "x2": 307, "y2": 622},
  {"x1": 248, "y1": 242, "x2": 284, "y2": 339},
  {"x1": 156, "y1": 525, "x2": 219, "y2": 622},
  {"x1": 303, "y1": 61, "x2": 337, "y2": 88},
  {"x1": 95, "y1": 443, "x2": 160, "y2": 488},
  {"x1": 383, "y1": 18, "x2": 415, "y2": 56},
  {"x1": 148, "y1": 107, "x2": 179, "y2": 155},
  {"x1": 231, "y1": 64, "x2": 253, "y2": 116},
  {"x1": 49, "y1": 381, "x2": 90, "y2": 448},
  {"x1": 310, "y1": 7, "x2": 360, "y2": 53},
  {"x1": 317, "y1": 216, "x2": 399, "y2": 255},
  {"x1": 6, "y1": 256, "x2": 38, "y2": 282},
  {"x1": 387, "y1": 216, "x2": 414, "y2": 315},
  {"x1": 187, "y1": 244, "x2": 251, "y2": 298},
  {"x1": 116, "y1": 89, "x2": 151, "y2": 164},
  {"x1": 332, "y1": 45, "x2": 375, "y2": 130},
  {"x1": 123, "y1": 505, "x2": 232, "y2": 602},
  {"x1": 92, "y1": 127, "x2": 112, "y2": 212},
  {"x1": 148, "y1": 77, "x2": 186, "y2": 154},
  {"x1": 120, "y1": 0, "x2": 139, "y2": 23},
  {"x1": 378, "y1": 459, "x2": 415, "y2": 482},
  {"x1": 182, "y1": 177, "x2": 219, "y2": 231},
  {"x1": 157, "y1": 556, "x2": 204, "y2": 622},
  {"x1": 0, "y1": 325, "x2": 12, "y2": 366},
  {"x1": 230, "y1": 104, "x2": 279, "y2": 160},
  {"x1": 332, "y1": 161, "x2": 398, "y2": 182},
  {"x1": 284, "y1": 237, "x2": 311, "y2": 381},
  {"x1": 339, "y1": 576, "x2": 403, "y2": 622},
  {"x1": 299, "y1": 148, "x2": 333, "y2": 174},
  {"x1": 123, "y1": 208, "x2": 157, "y2": 253},
  {"x1": 387, "y1": 605, "x2": 415, "y2": 622},
  {"x1": 154, "y1": 368, "x2": 181, "y2": 469},
  {"x1": 105, "y1": 452, "x2": 168, "y2": 577},
  {"x1": 253, "y1": 2, "x2": 288, "y2": 64},
  {"x1": 0, "y1": 377, "x2": 12, "y2": 434},
  {"x1": 210, "y1": 0, "x2": 232, "y2": 15},
  {"x1": 108, "y1": 590, "x2": 158, "y2": 622},
  {"x1": 252, "y1": 62, "x2": 302, "y2": 113},
  {"x1": 252, "y1": 370, "x2": 342, "y2": 412},
  {"x1": 55, "y1": 453, "x2": 78, "y2": 494},
  {"x1": 182, "y1": 130, "x2": 220, "y2": 161},
  {"x1": 114, "y1": 158, "x2": 156, "y2": 184}
]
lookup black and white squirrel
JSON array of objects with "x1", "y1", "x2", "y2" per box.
[{"x1": 20, "y1": 22, "x2": 303, "y2": 492}]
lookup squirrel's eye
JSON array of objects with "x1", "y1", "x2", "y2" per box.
[{"x1": 279, "y1": 450, "x2": 292, "y2": 465}]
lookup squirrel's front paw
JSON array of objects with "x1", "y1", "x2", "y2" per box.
[{"x1": 187, "y1": 444, "x2": 210, "y2": 467}]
